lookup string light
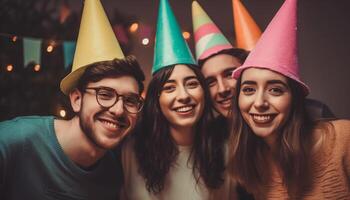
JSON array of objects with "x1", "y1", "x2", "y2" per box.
[
  {"x1": 129, "y1": 23, "x2": 139, "y2": 33},
  {"x1": 47, "y1": 45, "x2": 54, "y2": 53},
  {"x1": 6, "y1": 64, "x2": 13, "y2": 72},
  {"x1": 182, "y1": 31, "x2": 191, "y2": 40},
  {"x1": 12, "y1": 36, "x2": 18, "y2": 42},
  {"x1": 59, "y1": 109, "x2": 67, "y2": 118},
  {"x1": 142, "y1": 38, "x2": 150, "y2": 46},
  {"x1": 34, "y1": 64, "x2": 41, "y2": 72}
]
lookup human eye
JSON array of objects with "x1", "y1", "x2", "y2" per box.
[
  {"x1": 241, "y1": 86, "x2": 255, "y2": 95},
  {"x1": 123, "y1": 95, "x2": 140, "y2": 106},
  {"x1": 97, "y1": 89, "x2": 115, "y2": 100},
  {"x1": 186, "y1": 79, "x2": 200, "y2": 89},
  {"x1": 206, "y1": 78, "x2": 216, "y2": 87},
  {"x1": 224, "y1": 69, "x2": 234, "y2": 79},
  {"x1": 269, "y1": 87, "x2": 285, "y2": 96},
  {"x1": 162, "y1": 84, "x2": 176, "y2": 93}
]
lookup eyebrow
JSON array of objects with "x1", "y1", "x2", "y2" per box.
[
  {"x1": 223, "y1": 67, "x2": 236, "y2": 73},
  {"x1": 205, "y1": 76, "x2": 215, "y2": 82},
  {"x1": 184, "y1": 76, "x2": 198, "y2": 82},
  {"x1": 166, "y1": 75, "x2": 198, "y2": 83},
  {"x1": 124, "y1": 92, "x2": 139, "y2": 96},
  {"x1": 241, "y1": 80, "x2": 256, "y2": 85},
  {"x1": 267, "y1": 80, "x2": 289, "y2": 87},
  {"x1": 204, "y1": 68, "x2": 236, "y2": 80},
  {"x1": 165, "y1": 79, "x2": 176, "y2": 84},
  {"x1": 241, "y1": 79, "x2": 288, "y2": 87}
]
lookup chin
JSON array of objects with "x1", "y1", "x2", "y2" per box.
[
  {"x1": 252, "y1": 130, "x2": 272, "y2": 138},
  {"x1": 98, "y1": 131, "x2": 128, "y2": 149},
  {"x1": 216, "y1": 108, "x2": 229, "y2": 117},
  {"x1": 250, "y1": 126, "x2": 276, "y2": 138},
  {"x1": 98, "y1": 138, "x2": 123, "y2": 149},
  {"x1": 222, "y1": 110, "x2": 230, "y2": 118},
  {"x1": 178, "y1": 121, "x2": 197, "y2": 128},
  {"x1": 174, "y1": 118, "x2": 198, "y2": 128}
]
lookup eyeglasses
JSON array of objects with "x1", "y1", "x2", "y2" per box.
[{"x1": 84, "y1": 87, "x2": 144, "y2": 114}]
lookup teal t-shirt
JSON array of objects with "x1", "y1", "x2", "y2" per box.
[{"x1": 0, "y1": 116, "x2": 122, "y2": 200}]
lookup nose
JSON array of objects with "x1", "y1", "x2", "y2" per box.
[
  {"x1": 217, "y1": 78, "x2": 231, "y2": 98},
  {"x1": 109, "y1": 98, "x2": 125, "y2": 116},
  {"x1": 177, "y1": 86, "x2": 191, "y2": 104},
  {"x1": 253, "y1": 91, "x2": 269, "y2": 110}
]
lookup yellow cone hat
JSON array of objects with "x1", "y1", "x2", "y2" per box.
[
  {"x1": 60, "y1": 0, "x2": 125, "y2": 95},
  {"x1": 232, "y1": 0, "x2": 261, "y2": 51}
]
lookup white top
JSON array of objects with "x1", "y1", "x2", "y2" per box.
[{"x1": 120, "y1": 139, "x2": 236, "y2": 200}]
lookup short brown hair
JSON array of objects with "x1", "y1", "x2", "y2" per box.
[
  {"x1": 198, "y1": 48, "x2": 249, "y2": 67},
  {"x1": 76, "y1": 55, "x2": 145, "y2": 93}
]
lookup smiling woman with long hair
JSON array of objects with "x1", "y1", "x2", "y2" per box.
[
  {"x1": 227, "y1": 0, "x2": 350, "y2": 199},
  {"x1": 120, "y1": 64, "x2": 233, "y2": 199},
  {"x1": 120, "y1": 64, "x2": 229, "y2": 199},
  {"x1": 135, "y1": 64, "x2": 217, "y2": 192},
  {"x1": 119, "y1": 0, "x2": 234, "y2": 199}
]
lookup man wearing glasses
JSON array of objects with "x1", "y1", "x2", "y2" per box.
[{"x1": 0, "y1": 0, "x2": 144, "y2": 199}]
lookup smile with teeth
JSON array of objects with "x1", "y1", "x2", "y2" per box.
[
  {"x1": 251, "y1": 114, "x2": 276, "y2": 124},
  {"x1": 218, "y1": 98, "x2": 231, "y2": 105},
  {"x1": 174, "y1": 105, "x2": 195, "y2": 113},
  {"x1": 100, "y1": 119, "x2": 126, "y2": 129}
]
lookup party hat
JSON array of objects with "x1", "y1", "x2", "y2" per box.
[
  {"x1": 232, "y1": 0, "x2": 261, "y2": 51},
  {"x1": 60, "y1": 0, "x2": 125, "y2": 95},
  {"x1": 233, "y1": 0, "x2": 309, "y2": 95},
  {"x1": 152, "y1": 0, "x2": 196, "y2": 74},
  {"x1": 192, "y1": 0, "x2": 234, "y2": 61}
]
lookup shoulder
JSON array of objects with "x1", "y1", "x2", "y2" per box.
[
  {"x1": 312, "y1": 119, "x2": 350, "y2": 153},
  {"x1": 120, "y1": 136, "x2": 146, "y2": 196},
  {"x1": 0, "y1": 115, "x2": 53, "y2": 132},
  {"x1": 120, "y1": 137, "x2": 137, "y2": 168},
  {"x1": 330, "y1": 119, "x2": 350, "y2": 144},
  {"x1": 317, "y1": 119, "x2": 350, "y2": 140},
  {"x1": 0, "y1": 116, "x2": 54, "y2": 160},
  {"x1": 121, "y1": 137, "x2": 135, "y2": 155},
  {"x1": 0, "y1": 116, "x2": 53, "y2": 144},
  {"x1": 329, "y1": 119, "x2": 350, "y2": 130}
]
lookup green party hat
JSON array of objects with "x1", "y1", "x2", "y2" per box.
[{"x1": 152, "y1": 0, "x2": 196, "y2": 74}]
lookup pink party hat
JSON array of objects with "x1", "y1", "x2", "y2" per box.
[
  {"x1": 192, "y1": 1, "x2": 234, "y2": 61},
  {"x1": 232, "y1": 0, "x2": 309, "y2": 95}
]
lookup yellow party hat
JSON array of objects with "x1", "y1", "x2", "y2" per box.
[{"x1": 60, "y1": 0, "x2": 125, "y2": 95}]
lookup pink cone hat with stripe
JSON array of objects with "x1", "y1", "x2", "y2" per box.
[
  {"x1": 192, "y1": 0, "x2": 234, "y2": 61},
  {"x1": 232, "y1": 0, "x2": 309, "y2": 95}
]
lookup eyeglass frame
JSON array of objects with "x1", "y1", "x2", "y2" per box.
[{"x1": 83, "y1": 86, "x2": 144, "y2": 114}]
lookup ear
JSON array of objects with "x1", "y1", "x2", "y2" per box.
[{"x1": 69, "y1": 89, "x2": 83, "y2": 113}]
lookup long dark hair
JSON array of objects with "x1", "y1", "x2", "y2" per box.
[
  {"x1": 227, "y1": 75, "x2": 315, "y2": 197},
  {"x1": 135, "y1": 64, "x2": 226, "y2": 193}
]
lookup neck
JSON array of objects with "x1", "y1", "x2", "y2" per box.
[
  {"x1": 169, "y1": 125, "x2": 195, "y2": 146},
  {"x1": 54, "y1": 117, "x2": 106, "y2": 168},
  {"x1": 264, "y1": 132, "x2": 279, "y2": 152}
]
